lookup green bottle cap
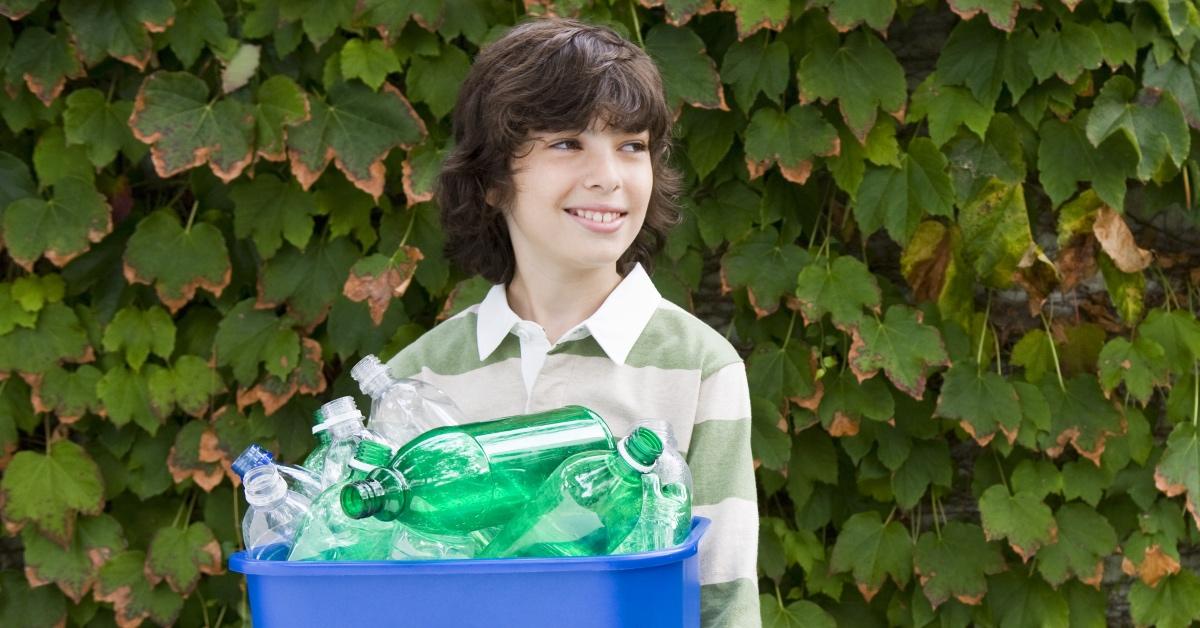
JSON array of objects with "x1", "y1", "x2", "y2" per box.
[{"x1": 621, "y1": 427, "x2": 663, "y2": 470}]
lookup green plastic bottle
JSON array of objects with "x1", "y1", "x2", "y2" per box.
[
  {"x1": 301, "y1": 409, "x2": 331, "y2": 475},
  {"x1": 288, "y1": 439, "x2": 396, "y2": 561},
  {"x1": 479, "y1": 428, "x2": 663, "y2": 558},
  {"x1": 341, "y1": 406, "x2": 615, "y2": 534},
  {"x1": 609, "y1": 474, "x2": 691, "y2": 554}
]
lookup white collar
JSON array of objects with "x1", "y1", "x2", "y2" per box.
[{"x1": 475, "y1": 263, "x2": 661, "y2": 365}]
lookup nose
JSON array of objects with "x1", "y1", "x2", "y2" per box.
[{"x1": 582, "y1": 146, "x2": 621, "y2": 193}]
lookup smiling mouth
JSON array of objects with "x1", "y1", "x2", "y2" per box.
[{"x1": 565, "y1": 208, "x2": 628, "y2": 224}]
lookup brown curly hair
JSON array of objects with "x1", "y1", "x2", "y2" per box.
[{"x1": 436, "y1": 17, "x2": 684, "y2": 285}]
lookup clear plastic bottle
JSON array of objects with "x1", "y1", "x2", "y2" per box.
[
  {"x1": 340, "y1": 405, "x2": 616, "y2": 534},
  {"x1": 479, "y1": 428, "x2": 663, "y2": 558},
  {"x1": 232, "y1": 444, "x2": 324, "y2": 501},
  {"x1": 609, "y1": 474, "x2": 691, "y2": 554},
  {"x1": 634, "y1": 419, "x2": 694, "y2": 498},
  {"x1": 315, "y1": 396, "x2": 391, "y2": 487},
  {"x1": 288, "y1": 440, "x2": 396, "y2": 561},
  {"x1": 240, "y1": 464, "x2": 312, "y2": 560},
  {"x1": 350, "y1": 355, "x2": 463, "y2": 448},
  {"x1": 301, "y1": 408, "x2": 332, "y2": 475}
]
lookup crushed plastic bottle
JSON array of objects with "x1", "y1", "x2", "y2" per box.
[
  {"x1": 240, "y1": 464, "x2": 312, "y2": 560},
  {"x1": 340, "y1": 405, "x2": 616, "y2": 535},
  {"x1": 301, "y1": 409, "x2": 332, "y2": 475},
  {"x1": 315, "y1": 396, "x2": 391, "y2": 487},
  {"x1": 288, "y1": 440, "x2": 396, "y2": 561},
  {"x1": 609, "y1": 474, "x2": 691, "y2": 554},
  {"x1": 479, "y1": 428, "x2": 663, "y2": 558},
  {"x1": 350, "y1": 355, "x2": 463, "y2": 448},
  {"x1": 232, "y1": 444, "x2": 323, "y2": 501}
]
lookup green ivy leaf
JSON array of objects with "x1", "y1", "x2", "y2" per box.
[
  {"x1": 1041, "y1": 376, "x2": 1125, "y2": 466},
  {"x1": 1155, "y1": 422, "x2": 1200, "y2": 530},
  {"x1": 146, "y1": 522, "x2": 223, "y2": 595},
  {"x1": 0, "y1": 570, "x2": 67, "y2": 628},
  {"x1": 721, "y1": 227, "x2": 809, "y2": 318},
  {"x1": 158, "y1": 355, "x2": 223, "y2": 418},
  {"x1": 747, "y1": 340, "x2": 819, "y2": 407},
  {"x1": 913, "y1": 522, "x2": 1004, "y2": 609},
  {"x1": 694, "y1": 180, "x2": 759, "y2": 248},
  {"x1": 0, "y1": 283, "x2": 40, "y2": 333},
  {"x1": 230, "y1": 174, "x2": 317, "y2": 259},
  {"x1": 751, "y1": 396, "x2": 791, "y2": 471},
  {"x1": 97, "y1": 363, "x2": 169, "y2": 435},
  {"x1": 957, "y1": 179, "x2": 1034, "y2": 289},
  {"x1": 6, "y1": 26, "x2": 85, "y2": 106},
  {"x1": 797, "y1": 30, "x2": 906, "y2": 142},
  {"x1": 1036, "y1": 502, "x2": 1117, "y2": 588},
  {"x1": 405, "y1": 43, "x2": 470, "y2": 119},
  {"x1": 1027, "y1": 21, "x2": 1103, "y2": 83},
  {"x1": 810, "y1": 0, "x2": 895, "y2": 32},
  {"x1": 829, "y1": 511, "x2": 912, "y2": 601},
  {"x1": 946, "y1": 113, "x2": 1026, "y2": 204},
  {"x1": 817, "y1": 371, "x2": 894, "y2": 434},
  {"x1": 1097, "y1": 252, "x2": 1145, "y2": 325},
  {"x1": 253, "y1": 75, "x2": 310, "y2": 162},
  {"x1": 827, "y1": 120, "x2": 901, "y2": 198},
  {"x1": 129, "y1": 71, "x2": 255, "y2": 182},
  {"x1": 58, "y1": 0, "x2": 174, "y2": 70},
  {"x1": 891, "y1": 439, "x2": 952, "y2": 509},
  {"x1": 899, "y1": 221, "x2": 974, "y2": 329},
  {"x1": 340, "y1": 38, "x2": 401, "y2": 91},
  {"x1": 1010, "y1": 459, "x2": 1062, "y2": 500},
  {"x1": 854, "y1": 138, "x2": 955, "y2": 245},
  {"x1": 1011, "y1": 328, "x2": 1054, "y2": 384},
  {"x1": 1037, "y1": 111, "x2": 1137, "y2": 209},
  {"x1": 22, "y1": 513, "x2": 124, "y2": 603},
  {"x1": 0, "y1": 440, "x2": 104, "y2": 545},
  {"x1": 0, "y1": 150, "x2": 37, "y2": 209},
  {"x1": 1098, "y1": 336, "x2": 1168, "y2": 406},
  {"x1": 11, "y1": 274, "x2": 65, "y2": 314},
  {"x1": 1087, "y1": 75, "x2": 1190, "y2": 182},
  {"x1": 0, "y1": 302, "x2": 92, "y2": 374},
  {"x1": 985, "y1": 570, "x2": 1069, "y2": 628},
  {"x1": 287, "y1": 81, "x2": 426, "y2": 199},
  {"x1": 257, "y1": 236, "x2": 359, "y2": 327},
  {"x1": 977, "y1": 484, "x2": 1056, "y2": 562},
  {"x1": 102, "y1": 306, "x2": 175, "y2": 372},
  {"x1": 645, "y1": 24, "x2": 727, "y2": 113},
  {"x1": 95, "y1": 550, "x2": 184, "y2": 627},
  {"x1": 936, "y1": 18, "x2": 1034, "y2": 107},
  {"x1": 164, "y1": 0, "x2": 230, "y2": 68},
  {"x1": 1143, "y1": 51, "x2": 1200, "y2": 129},
  {"x1": 214, "y1": 299, "x2": 300, "y2": 387},
  {"x1": 1138, "y1": 309, "x2": 1200, "y2": 374},
  {"x1": 848, "y1": 305, "x2": 949, "y2": 400},
  {"x1": 122, "y1": 208, "x2": 232, "y2": 314},
  {"x1": 32, "y1": 364, "x2": 102, "y2": 422},
  {"x1": 62, "y1": 88, "x2": 140, "y2": 168},
  {"x1": 32, "y1": 125, "x2": 93, "y2": 188},
  {"x1": 909, "y1": 76, "x2": 993, "y2": 147},
  {"x1": 935, "y1": 361, "x2": 1021, "y2": 446},
  {"x1": 945, "y1": 0, "x2": 1021, "y2": 31},
  {"x1": 721, "y1": 33, "x2": 789, "y2": 108},
  {"x1": 1128, "y1": 570, "x2": 1200, "y2": 628},
  {"x1": 794, "y1": 255, "x2": 881, "y2": 329},
  {"x1": 4, "y1": 176, "x2": 113, "y2": 271},
  {"x1": 760, "y1": 596, "x2": 836, "y2": 628},
  {"x1": 679, "y1": 108, "x2": 736, "y2": 181},
  {"x1": 356, "y1": 0, "x2": 443, "y2": 39},
  {"x1": 743, "y1": 105, "x2": 839, "y2": 184}
]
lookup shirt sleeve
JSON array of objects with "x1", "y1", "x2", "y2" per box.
[{"x1": 686, "y1": 361, "x2": 761, "y2": 628}]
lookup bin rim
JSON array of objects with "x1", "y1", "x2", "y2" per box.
[{"x1": 229, "y1": 517, "x2": 709, "y2": 576}]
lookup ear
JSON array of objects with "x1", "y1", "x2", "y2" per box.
[{"x1": 485, "y1": 187, "x2": 500, "y2": 208}]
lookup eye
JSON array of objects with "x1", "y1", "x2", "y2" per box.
[
  {"x1": 622, "y1": 141, "x2": 648, "y2": 153},
  {"x1": 548, "y1": 139, "x2": 581, "y2": 150}
]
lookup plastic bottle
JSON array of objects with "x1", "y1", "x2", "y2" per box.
[
  {"x1": 240, "y1": 464, "x2": 312, "y2": 560},
  {"x1": 609, "y1": 474, "x2": 691, "y2": 554},
  {"x1": 350, "y1": 355, "x2": 463, "y2": 448},
  {"x1": 315, "y1": 396, "x2": 391, "y2": 487},
  {"x1": 479, "y1": 428, "x2": 664, "y2": 558},
  {"x1": 301, "y1": 408, "x2": 332, "y2": 475},
  {"x1": 232, "y1": 444, "x2": 324, "y2": 501},
  {"x1": 288, "y1": 440, "x2": 396, "y2": 561},
  {"x1": 341, "y1": 405, "x2": 616, "y2": 534},
  {"x1": 635, "y1": 419, "x2": 694, "y2": 498}
]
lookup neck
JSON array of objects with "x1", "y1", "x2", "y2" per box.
[{"x1": 506, "y1": 264, "x2": 623, "y2": 343}]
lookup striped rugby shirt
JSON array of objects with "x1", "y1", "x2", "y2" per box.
[{"x1": 385, "y1": 263, "x2": 761, "y2": 627}]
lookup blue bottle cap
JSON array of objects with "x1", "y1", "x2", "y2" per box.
[{"x1": 231, "y1": 444, "x2": 275, "y2": 479}]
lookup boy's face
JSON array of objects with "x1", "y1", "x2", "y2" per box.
[{"x1": 499, "y1": 118, "x2": 653, "y2": 277}]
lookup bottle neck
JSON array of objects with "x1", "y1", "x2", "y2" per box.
[
  {"x1": 360, "y1": 370, "x2": 392, "y2": 398},
  {"x1": 341, "y1": 468, "x2": 408, "y2": 521},
  {"x1": 243, "y1": 467, "x2": 288, "y2": 508},
  {"x1": 327, "y1": 418, "x2": 364, "y2": 440}
]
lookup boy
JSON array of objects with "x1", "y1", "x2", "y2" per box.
[{"x1": 386, "y1": 17, "x2": 760, "y2": 628}]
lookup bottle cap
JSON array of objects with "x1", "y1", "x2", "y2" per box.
[{"x1": 231, "y1": 444, "x2": 274, "y2": 479}]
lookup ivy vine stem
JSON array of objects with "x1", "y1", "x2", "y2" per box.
[
  {"x1": 976, "y1": 291, "x2": 992, "y2": 373},
  {"x1": 627, "y1": 0, "x2": 644, "y2": 48},
  {"x1": 781, "y1": 309, "x2": 796, "y2": 350},
  {"x1": 184, "y1": 200, "x2": 199, "y2": 233},
  {"x1": 1040, "y1": 313, "x2": 1066, "y2": 391},
  {"x1": 1192, "y1": 361, "x2": 1198, "y2": 428}
]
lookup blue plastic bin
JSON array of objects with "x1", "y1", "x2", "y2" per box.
[{"x1": 229, "y1": 517, "x2": 709, "y2": 627}]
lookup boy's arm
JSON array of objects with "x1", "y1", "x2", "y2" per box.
[{"x1": 687, "y1": 361, "x2": 761, "y2": 628}]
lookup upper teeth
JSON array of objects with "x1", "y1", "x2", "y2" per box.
[{"x1": 571, "y1": 209, "x2": 619, "y2": 223}]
